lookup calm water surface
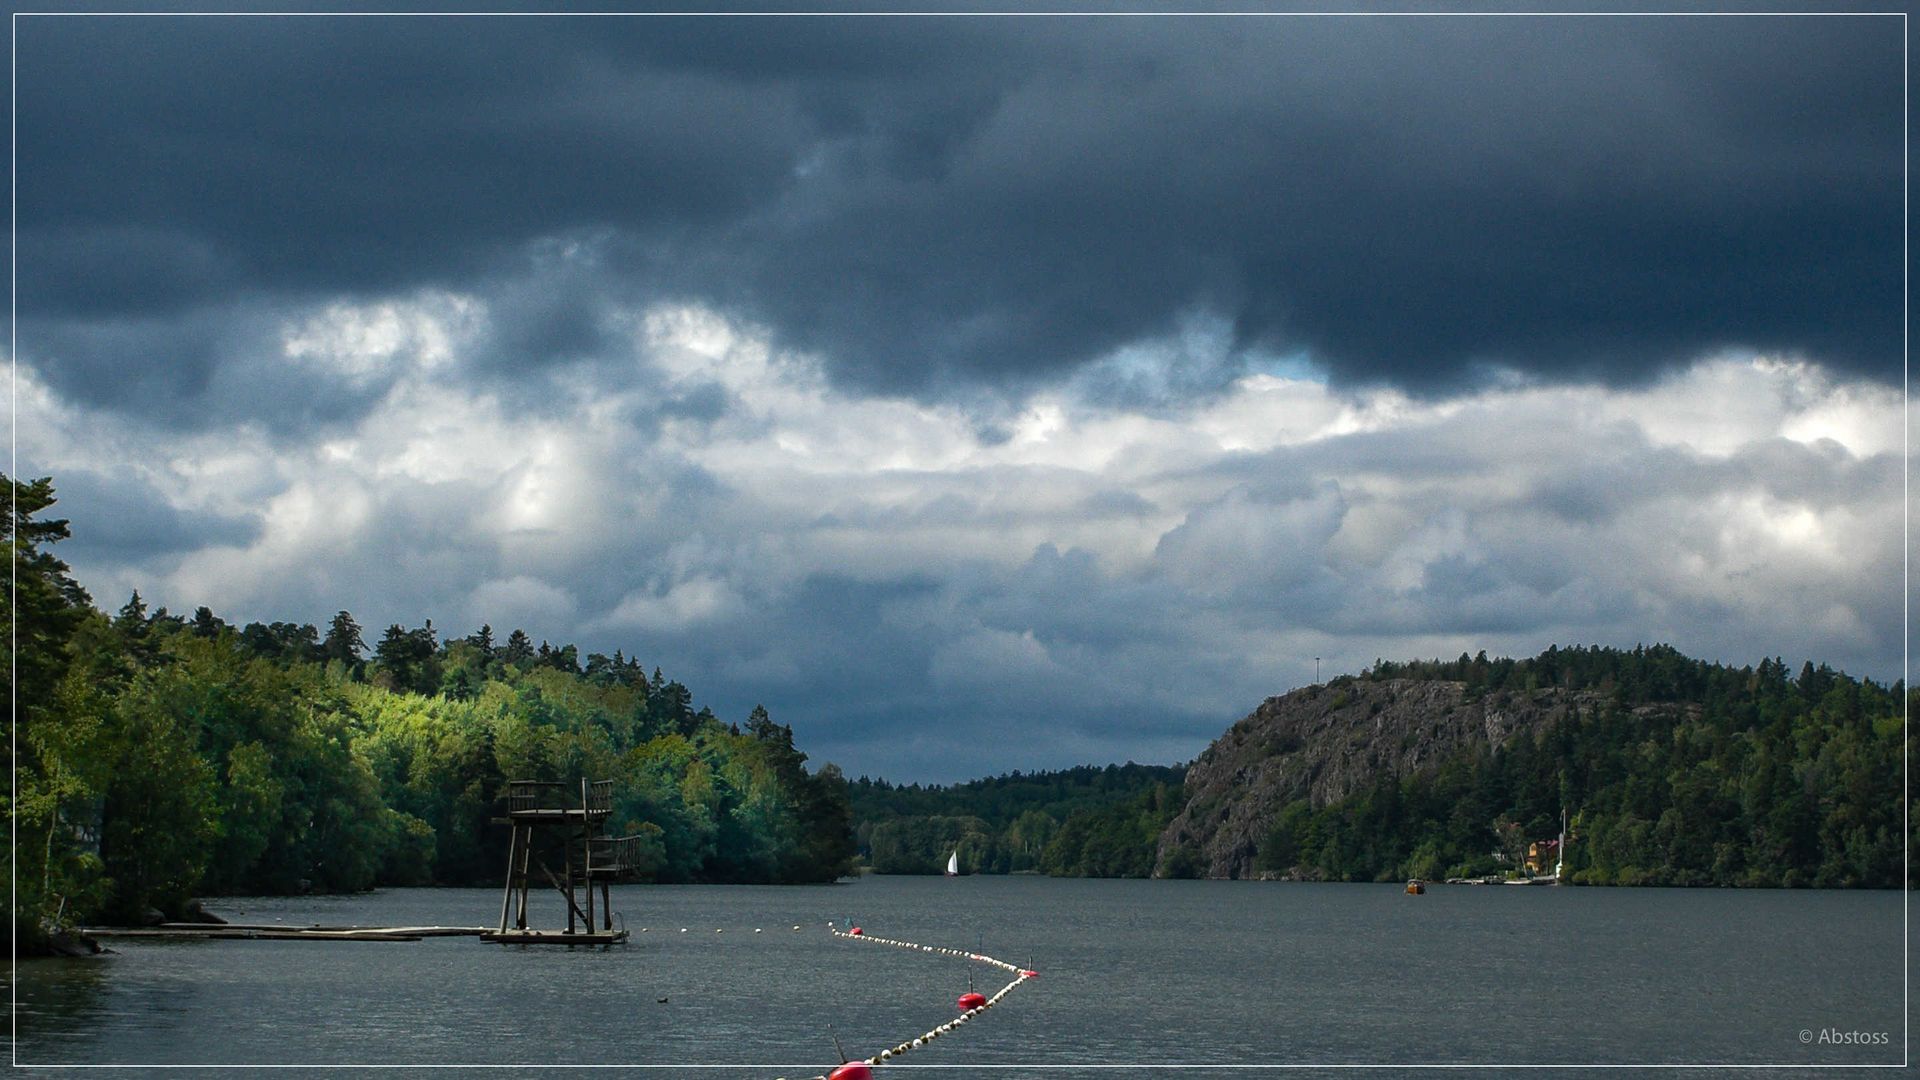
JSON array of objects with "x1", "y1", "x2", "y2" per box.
[{"x1": 8, "y1": 877, "x2": 1905, "y2": 1076}]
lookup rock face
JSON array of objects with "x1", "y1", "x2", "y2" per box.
[{"x1": 1153, "y1": 678, "x2": 1611, "y2": 880}]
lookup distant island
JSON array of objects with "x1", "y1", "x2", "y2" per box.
[{"x1": 856, "y1": 645, "x2": 1908, "y2": 889}]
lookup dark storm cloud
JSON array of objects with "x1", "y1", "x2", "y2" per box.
[
  {"x1": 17, "y1": 14, "x2": 1901, "y2": 416},
  {"x1": 27, "y1": 305, "x2": 402, "y2": 434},
  {"x1": 51, "y1": 468, "x2": 260, "y2": 566},
  {"x1": 631, "y1": 563, "x2": 1231, "y2": 782}
]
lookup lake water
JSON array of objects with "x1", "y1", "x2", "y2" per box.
[{"x1": 8, "y1": 876, "x2": 1906, "y2": 1076}]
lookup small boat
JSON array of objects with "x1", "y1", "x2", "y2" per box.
[
  {"x1": 1405, "y1": 879, "x2": 1425, "y2": 895},
  {"x1": 945, "y1": 850, "x2": 959, "y2": 877}
]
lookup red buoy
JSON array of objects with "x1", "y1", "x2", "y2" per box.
[
  {"x1": 849, "y1": 926, "x2": 863, "y2": 936},
  {"x1": 828, "y1": 1064, "x2": 872, "y2": 1080},
  {"x1": 957, "y1": 991, "x2": 987, "y2": 1011},
  {"x1": 1020, "y1": 969, "x2": 1039, "y2": 978}
]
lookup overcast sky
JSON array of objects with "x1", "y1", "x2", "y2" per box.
[{"x1": 14, "y1": 13, "x2": 1906, "y2": 782}]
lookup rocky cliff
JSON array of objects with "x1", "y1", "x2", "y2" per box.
[{"x1": 1153, "y1": 678, "x2": 1618, "y2": 879}]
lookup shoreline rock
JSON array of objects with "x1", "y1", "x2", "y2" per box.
[
  {"x1": 174, "y1": 899, "x2": 228, "y2": 925},
  {"x1": 20, "y1": 929, "x2": 107, "y2": 958}
]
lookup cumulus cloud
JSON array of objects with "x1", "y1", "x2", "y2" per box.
[
  {"x1": 281, "y1": 292, "x2": 483, "y2": 385},
  {"x1": 19, "y1": 305, "x2": 1902, "y2": 781},
  {"x1": 596, "y1": 577, "x2": 746, "y2": 634},
  {"x1": 1156, "y1": 482, "x2": 1347, "y2": 595}
]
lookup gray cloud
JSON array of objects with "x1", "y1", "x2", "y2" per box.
[
  {"x1": 17, "y1": 13, "x2": 1903, "y2": 430},
  {"x1": 50, "y1": 468, "x2": 261, "y2": 570}
]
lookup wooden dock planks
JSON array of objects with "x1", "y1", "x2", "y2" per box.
[
  {"x1": 85, "y1": 924, "x2": 490, "y2": 942},
  {"x1": 159, "y1": 923, "x2": 488, "y2": 937}
]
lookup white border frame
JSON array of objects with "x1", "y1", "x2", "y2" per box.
[{"x1": 7, "y1": 6, "x2": 1912, "y2": 1068}]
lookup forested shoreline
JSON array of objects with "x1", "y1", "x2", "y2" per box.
[
  {"x1": 1244, "y1": 648, "x2": 1910, "y2": 888},
  {"x1": 850, "y1": 763, "x2": 1186, "y2": 877},
  {"x1": 855, "y1": 648, "x2": 1910, "y2": 889},
  {"x1": 7, "y1": 475, "x2": 854, "y2": 952}
]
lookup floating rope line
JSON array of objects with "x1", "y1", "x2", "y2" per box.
[{"x1": 775, "y1": 925, "x2": 1041, "y2": 1080}]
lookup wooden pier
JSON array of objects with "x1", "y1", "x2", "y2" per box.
[
  {"x1": 82, "y1": 924, "x2": 488, "y2": 942},
  {"x1": 489, "y1": 778, "x2": 641, "y2": 946}
]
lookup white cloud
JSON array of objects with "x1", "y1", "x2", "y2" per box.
[
  {"x1": 595, "y1": 576, "x2": 745, "y2": 633},
  {"x1": 281, "y1": 291, "x2": 485, "y2": 384},
  {"x1": 1155, "y1": 482, "x2": 1347, "y2": 593},
  {"x1": 1601, "y1": 353, "x2": 1902, "y2": 458}
]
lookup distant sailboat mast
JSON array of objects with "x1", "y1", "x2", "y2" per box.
[
  {"x1": 1554, "y1": 808, "x2": 1567, "y2": 883},
  {"x1": 946, "y1": 849, "x2": 959, "y2": 877}
]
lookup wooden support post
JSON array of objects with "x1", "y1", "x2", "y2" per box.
[
  {"x1": 516, "y1": 828, "x2": 533, "y2": 929},
  {"x1": 583, "y1": 843, "x2": 595, "y2": 931},
  {"x1": 497, "y1": 824, "x2": 521, "y2": 934},
  {"x1": 580, "y1": 779, "x2": 594, "y2": 934},
  {"x1": 563, "y1": 828, "x2": 575, "y2": 934},
  {"x1": 535, "y1": 857, "x2": 594, "y2": 927}
]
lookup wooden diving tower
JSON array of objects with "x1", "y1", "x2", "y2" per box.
[{"x1": 484, "y1": 779, "x2": 640, "y2": 946}]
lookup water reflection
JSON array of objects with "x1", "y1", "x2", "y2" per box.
[{"x1": 11, "y1": 953, "x2": 113, "y2": 1053}]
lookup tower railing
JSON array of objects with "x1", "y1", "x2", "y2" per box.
[
  {"x1": 589, "y1": 834, "x2": 645, "y2": 876},
  {"x1": 506, "y1": 780, "x2": 567, "y2": 814}
]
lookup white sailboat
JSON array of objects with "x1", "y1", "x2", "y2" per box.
[{"x1": 945, "y1": 849, "x2": 959, "y2": 877}]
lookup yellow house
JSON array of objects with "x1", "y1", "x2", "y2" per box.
[{"x1": 1525, "y1": 838, "x2": 1561, "y2": 875}]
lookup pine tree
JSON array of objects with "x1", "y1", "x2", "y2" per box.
[
  {"x1": 115, "y1": 590, "x2": 150, "y2": 634},
  {"x1": 323, "y1": 611, "x2": 366, "y2": 664},
  {"x1": 465, "y1": 623, "x2": 495, "y2": 658},
  {"x1": 190, "y1": 606, "x2": 222, "y2": 638},
  {"x1": 503, "y1": 628, "x2": 534, "y2": 665},
  {"x1": 374, "y1": 622, "x2": 439, "y2": 694},
  {"x1": 746, "y1": 704, "x2": 783, "y2": 744}
]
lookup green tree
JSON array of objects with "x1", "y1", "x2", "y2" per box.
[
  {"x1": 502, "y1": 628, "x2": 535, "y2": 666},
  {"x1": 373, "y1": 621, "x2": 440, "y2": 695},
  {"x1": 5, "y1": 476, "x2": 102, "y2": 945},
  {"x1": 323, "y1": 611, "x2": 366, "y2": 667},
  {"x1": 465, "y1": 623, "x2": 496, "y2": 658}
]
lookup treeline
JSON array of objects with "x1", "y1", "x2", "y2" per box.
[
  {"x1": 6, "y1": 475, "x2": 854, "y2": 949},
  {"x1": 851, "y1": 764, "x2": 1185, "y2": 877},
  {"x1": 1253, "y1": 644, "x2": 1907, "y2": 887}
]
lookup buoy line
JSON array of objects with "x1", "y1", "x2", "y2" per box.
[{"x1": 776, "y1": 925, "x2": 1042, "y2": 1080}]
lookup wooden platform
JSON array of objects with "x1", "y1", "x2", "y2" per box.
[{"x1": 480, "y1": 928, "x2": 630, "y2": 946}]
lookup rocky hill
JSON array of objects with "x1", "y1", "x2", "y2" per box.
[{"x1": 1152, "y1": 678, "x2": 1632, "y2": 879}]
